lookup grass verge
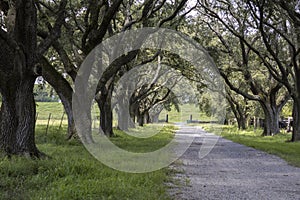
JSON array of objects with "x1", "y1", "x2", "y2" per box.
[
  {"x1": 0, "y1": 124, "x2": 175, "y2": 200},
  {"x1": 201, "y1": 124, "x2": 300, "y2": 167}
]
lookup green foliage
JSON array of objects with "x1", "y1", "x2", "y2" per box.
[
  {"x1": 281, "y1": 100, "x2": 293, "y2": 117},
  {"x1": 34, "y1": 83, "x2": 60, "y2": 102},
  {"x1": 198, "y1": 93, "x2": 213, "y2": 117},
  {"x1": 201, "y1": 124, "x2": 300, "y2": 167},
  {"x1": 197, "y1": 91, "x2": 227, "y2": 122},
  {"x1": 0, "y1": 125, "x2": 176, "y2": 200}
]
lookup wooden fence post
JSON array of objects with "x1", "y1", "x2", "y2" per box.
[
  {"x1": 35, "y1": 112, "x2": 39, "y2": 123},
  {"x1": 59, "y1": 112, "x2": 65, "y2": 130},
  {"x1": 46, "y1": 113, "x2": 52, "y2": 135}
]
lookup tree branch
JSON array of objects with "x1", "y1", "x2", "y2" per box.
[{"x1": 37, "y1": 0, "x2": 67, "y2": 57}]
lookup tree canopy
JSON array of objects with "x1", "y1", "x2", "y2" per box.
[{"x1": 0, "y1": 0, "x2": 300, "y2": 157}]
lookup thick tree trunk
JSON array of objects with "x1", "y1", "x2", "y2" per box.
[
  {"x1": 136, "y1": 110, "x2": 151, "y2": 126},
  {"x1": 0, "y1": 76, "x2": 41, "y2": 157},
  {"x1": 130, "y1": 103, "x2": 138, "y2": 125},
  {"x1": 94, "y1": 75, "x2": 115, "y2": 137},
  {"x1": 78, "y1": 106, "x2": 94, "y2": 144},
  {"x1": 96, "y1": 82, "x2": 114, "y2": 137},
  {"x1": 98, "y1": 99, "x2": 114, "y2": 136},
  {"x1": 0, "y1": 0, "x2": 43, "y2": 157},
  {"x1": 262, "y1": 111, "x2": 272, "y2": 136},
  {"x1": 137, "y1": 111, "x2": 144, "y2": 127},
  {"x1": 116, "y1": 95, "x2": 135, "y2": 131},
  {"x1": 292, "y1": 98, "x2": 300, "y2": 141},
  {"x1": 260, "y1": 102, "x2": 280, "y2": 136},
  {"x1": 291, "y1": 21, "x2": 300, "y2": 142},
  {"x1": 117, "y1": 107, "x2": 126, "y2": 131},
  {"x1": 117, "y1": 106, "x2": 134, "y2": 131},
  {"x1": 143, "y1": 110, "x2": 151, "y2": 124},
  {"x1": 237, "y1": 116, "x2": 247, "y2": 130},
  {"x1": 233, "y1": 109, "x2": 247, "y2": 130},
  {"x1": 291, "y1": 63, "x2": 300, "y2": 141},
  {"x1": 271, "y1": 105, "x2": 280, "y2": 134},
  {"x1": 151, "y1": 113, "x2": 160, "y2": 123},
  {"x1": 149, "y1": 105, "x2": 164, "y2": 123}
]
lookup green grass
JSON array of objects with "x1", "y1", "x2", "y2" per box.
[
  {"x1": 35, "y1": 102, "x2": 67, "y2": 126},
  {"x1": 0, "y1": 124, "x2": 176, "y2": 200},
  {"x1": 0, "y1": 102, "x2": 206, "y2": 199},
  {"x1": 35, "y1": 102, "x2": 65, "y2": 119},
  {"x1": 201, "y1": 124, "x2": 300, "y2": 167},
  {"x1": 35, "y1": 102, "x2": 121, "y2": 127},
  {"x1": 35, "y1": 102, "x2": 213, "y2": 127},
  {"x1": 159, "y1": 104, "x2": 214, "y2": 123},
  {"x1": 111, "y1": 125, "x2": 175, "y2": 152}
]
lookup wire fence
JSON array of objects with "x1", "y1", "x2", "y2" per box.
[{"x1": 35, "y1": 112, "x2": 68, "y2": 135}]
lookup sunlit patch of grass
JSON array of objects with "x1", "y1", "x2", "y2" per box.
[
  {"x1": 159, "y1": 104, "x2": 214, "y2": 123},
  {"x1": 111, "y1": 124, "x2": 175, "y2": 152},
  {"x1": 201, "y1": 124, "x2": 300, "y2": 167},
  {"x1": 35, "y1": 102, "x2": 65, "y2": 120}
]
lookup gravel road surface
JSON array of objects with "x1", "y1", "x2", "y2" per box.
[{"x1": 169, "y1": 125, "x2": 300, "y2": 200}]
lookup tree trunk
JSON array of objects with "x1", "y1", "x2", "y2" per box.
[
  {"x1": 291, "y1": 61, "x2": 300, "y2": 141},
  {"x1": 149, "y1": 105, "x2": 164, "y2": 123},
  {"x1": 262, "y1": 110, "x2": 272, "y2": 136},
  {"x1": 291, "y1": 20, "x2": 300, "y2": 142},
  {"x1": 144, "y1": 110, "x2": 151, "y2": 124},
  {"x1": 151, "y1": 113, "x2": 160, "y2": 123},
  {"x1": 0, "y1": 0, "x2": 43, "y2": 157},
  {"x1": 226, "y1": 95, "x2": 247, "y2": 130},
  {"x1": 117, "y1": 106, "x2": 128, "y2": 131},
  {"x1": 260, "y1": 102, "x2": 280, "y2": 136},
  {"x1": 0, "y1": 76, "x2": 41, "y2": 157},
  {"x1": 60, "y1": 95, "x2": 77, "y2": 140},
  {"x1": 117, "y1": 106, "x2": 135, "y2": 130},
  {"x1": 41, "y1": 57, "x2": 76, "y2": 139},
  {"x1": 130, "y1": 103, "x2": 138, "y2": 125},
  {"x1": 98, "y1": 99, "x2": 114, "y2": 136},
  {"x1": 271, "y1": 105, "x2": 280, "y2": 134},
  {"x1": 116, "y1": 95, "x2": 136, "y2": 131},
  {"x1": 137, "y1": 111, "x2": 144, "y2": 127},
  {"x1": 292, "y1": 98, "x2": 300, "y2": 141},
  {"x1": 236, "y1": 116, "x2": 247, "y2": 130},
  {"x1": 96, "y1": 81, "x2": 114, "y2": 137}
]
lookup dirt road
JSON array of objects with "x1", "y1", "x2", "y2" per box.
[{"x1": 169, "y1": 125, "x2": 300, "y2": 200}]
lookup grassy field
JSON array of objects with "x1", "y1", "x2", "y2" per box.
[
  {"x1": 35, "y1": 102, "x2": 213, "y2": 128},
  {"x1": 35, "y1": 102, "x2": 66, "y2": 126},
  {"x1": 201, "y1": 124, "x2": 300, "y2": 167},
  {"x1": 159, "y1": 104, "x2": 214, "y2": 123},
  {"x1": 35, "y1": 102, "x2": 110, "y2": 127},
  {"x1": 0, "y1": 124, "x2": 176, "y2": 200}
]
